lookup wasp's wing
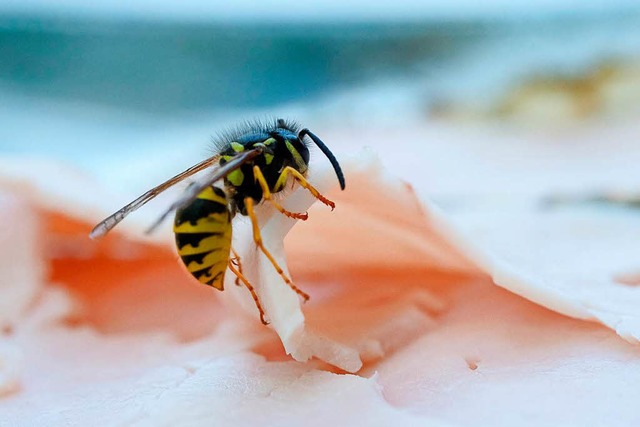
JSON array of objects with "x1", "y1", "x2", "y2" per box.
[
  {"x1": 145, "y1": 147, "x2": 263, "y2": 234},
  {"x1": 89, "y1": 154, "x2": 226, "y2": 239},
  {"x1": 90, "y1": 148, "x2": 263, "y2": 239}
]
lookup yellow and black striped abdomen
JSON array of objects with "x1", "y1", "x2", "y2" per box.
[{"x1": 173, "y1": 186, "x2": 232, "y2": 291}]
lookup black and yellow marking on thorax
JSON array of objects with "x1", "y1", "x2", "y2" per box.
[
  {"x1": 173, "y1": 186, "x2": 232, "y2": 290},
  {"x1": 284, "y1": 140, "x2": 308, "y2": 174}
]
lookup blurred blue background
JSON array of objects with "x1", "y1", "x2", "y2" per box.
[{"x1": 0, "y1": 0, "x2": 639, "y2": 184}]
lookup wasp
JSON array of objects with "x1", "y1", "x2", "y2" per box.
[{"x1": 90, "y1": 119, "x2": 345, "y2": 324}]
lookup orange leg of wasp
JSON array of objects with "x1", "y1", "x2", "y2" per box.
[
  {"x1": 274, "y1": 166, "x2": 336, "y2": 210},
  {"x1": 230, "y1": 247, "x2": 244, "y2": 286},
  {"x1": 253, "y1": 165, "x2": 309, "y2": 220},
  {"x1": 245, "y1": 197, "x2": 310, "y2": 302},
  {"x1": 228, "y1": 259, "x2": 268, "y2": 325}
]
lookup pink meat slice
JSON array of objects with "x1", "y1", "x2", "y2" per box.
[{"x1": 0, "y1": 147, "x2": 639, "y2": 425}]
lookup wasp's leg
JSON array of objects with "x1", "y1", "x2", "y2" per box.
[
  {"x1": 244, "y1": 197, "x2": 310, "y2": 302},
  {"x1": 253, "y1": 166, "x2": 308, "y2": 220},
  {"x1": 230, "y1": 247, "x2": 243, "y2": 286},
  {"x1": 274, "y1": 166, "x2": 335, "y2": 210},
  {"x1": 228, "y1": 261, "x2": 268, "y2": 325}
]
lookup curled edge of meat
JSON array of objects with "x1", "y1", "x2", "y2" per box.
[{"x1": 223, "y1": 150, "x2": 479, "y2": 372}]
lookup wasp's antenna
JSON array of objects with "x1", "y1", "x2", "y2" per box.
[{"x1": 298, "y1": 128, "x2": 345, "y2": 190}]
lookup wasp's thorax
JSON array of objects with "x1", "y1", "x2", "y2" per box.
[{"x1": 219, "y1": 124, "x2": 310, "y2": 216}]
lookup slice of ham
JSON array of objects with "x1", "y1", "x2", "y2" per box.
[{"x1": 0, "y1": 146, "x2": 638, "y2": 425}]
